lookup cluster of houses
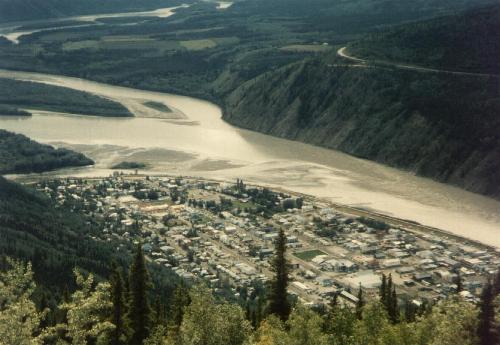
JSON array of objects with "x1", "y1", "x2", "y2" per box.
[{"x1": 35, "y1": 175, "x2": 500, "y2": 306}]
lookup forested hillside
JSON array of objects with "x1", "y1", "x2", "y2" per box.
[
  {"x1": 347, "y1": 5, "x2": 500, "y2": 74},
  {"x1": 0, "y1": 177, "x2": 183, "y2": 319},
  {"x1": 233, "y1": 0, "x2": 498, "y2": 34},
  {"x1": 0, "y1": 176, "x2": 116, "y2": 288},
  {"x1": 0, "y1": 130, "x2": 94, "y2": 174},
  {"x1": 0, "y1": 0, "x2": 193, "y2": 23},
  {"x1": 223, "y1": 60, "x2": 500, "y2": 199}
]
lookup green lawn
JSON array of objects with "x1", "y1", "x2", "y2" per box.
[
  {"x1": 180, "y1": 39, "x2": 217, "y2": 50},
  {"x1": 294, "y1": 249, "x2": 327, "y2": 261}
]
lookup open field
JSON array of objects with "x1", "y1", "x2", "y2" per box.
[
  {"x1": 180, "y1": 39, "x2": 217, "y2": 50},
  {"x1": 294, "y1": 249, "x2": 328, "y2": 261}
]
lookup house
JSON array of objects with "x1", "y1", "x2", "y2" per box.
[
  {"x1": 413, "y1": 272, "x2": 432, "y2": 282},
  {"x1": 382, "y1": 258, "x2": 402, "y2": 268},
  {"x1": 323, "y1": 258, "x2": 358, "y2": 273}
]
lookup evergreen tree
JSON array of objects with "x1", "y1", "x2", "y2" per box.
[
  {"x1": 154, "y1": 297, "x2": 166, "y2": 326},
  {"x1": 110, "y1": 263, "x2": 127, "y2": 345},
  {"x1": 389, "y1": 286, "x2": 399, "y2": 323},
  {"x1": 404, "y1": 298, "x2": 416, "y2": 322},
  {"x1": 477, "y1": 280, "x2": 495, "y2": 345},
  {"x1": 380, "y1": 273, "x2": 387, "y2": 306},
  {"x1": 455, "y1": 271, "x2": 463, "y2": 294},
  {"x1": 256, "y1": 295, "x2": 263, "y2": 327},
  {"x1": 169, "y1": 281, "x2": 190, "y2": 333},
  {"x1": 267, "y1": 228, "x2": 291, "y2": 321},
  {"x1": 330, "y1": 292, "x2": 338, "y2": 310},
  {"x1": 127, "y1": 244, "x2": 153, "y2": 345},
  {"x1": 493, "y1": 268, "x2": 500, "y2": 296},
  {"x1": 386, "y1": 274, "x2": 393, "y2": 308},
  {"x1": 355, "y1": 284, "x2": 365, "y2": 320}
]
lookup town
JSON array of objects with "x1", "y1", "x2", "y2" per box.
[{"x1": 32, "y1": 173, "x2": 500, "y2": 309}]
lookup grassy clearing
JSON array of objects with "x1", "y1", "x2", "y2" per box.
[
  {"x1": 180, "y1": 39, "x2": 217, "y2": 50},
  {"x1": 62, "y1": 40, "x2": 100, "y2": 51},
  {"x1": 212, "y1": 36, "x2": 240, "y2": 45},
  {"x1": 294, "y1": 249, "x2": 327, "y2": 261},
  {"x1": 63, "y1": 36, "x2": 182, "y2": 52},
  {"x1": 280, "y1": 44, "x2": 331, "y2": 52}
]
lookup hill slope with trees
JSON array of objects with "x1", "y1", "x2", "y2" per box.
[
  {"x1": 347, "y1": 5, "x2": 500, "y2": 74},
  {"x1": 0, "y1": 130, "x2": 94, "y2": 174}
]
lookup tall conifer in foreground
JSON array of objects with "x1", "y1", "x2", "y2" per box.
[
  {"x1": 380, "y1": 273, "x2": 387, "y2": 306},
  {"x1": 110, "y1": 262, "x2": 127, "y2": 345},
  {"x1": 170, "y1": 281, "x2": 191, "y2": 334},
  {"x1": 477, "y1": 280, "x2": 495, "y2": 345},
  {"x1": 356, "y1": 285, "x2": 365, "y2": 320},
  {"x1": 267, "y1": 228, "x2": 290, "y2": 321},
  {"x1": 127, "y1": 244, "x2": 152, "y2": 345}
]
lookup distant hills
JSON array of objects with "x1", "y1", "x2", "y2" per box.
[
  {"x1": 347, "y1": 5, "x2": 500, "y2": 75},
  {"x1": 0, "y1": 0, "x2": 192, "y2": 23}
]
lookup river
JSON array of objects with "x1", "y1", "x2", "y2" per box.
[
  {"x1": 0, "y1": 69, "x2": 499, "y2": 248},
  {"x1": 0, "y1": 2, "x2": 235, "y2": 44}
]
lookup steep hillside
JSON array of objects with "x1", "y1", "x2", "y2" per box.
[
  {"x1": 0, "y1": 130, "x2": 94, "y2": 174},
  {"x1": 223, "y1": 60, "x2": 500, "y2": 199},
  {"x1": 0, "y1": 176, "x2": 120, "y2": 288},
  {"x1": 347, "y1": 5, "x2": 500, "y2": 74}
]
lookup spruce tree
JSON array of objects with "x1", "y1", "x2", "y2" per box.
[
  {"x1": 380, "y1": 273, "x2": 387, "y2": 306},
  {"x1": 386, "y1": 274, "x2": 393, "y2": 308},
  {"x1": 355, "y1": 284, "x2": 365, "y2": 320},
  {"x1": 169, "y1": 281, "x2": 190, "y2": 333},
  {"x1": 255, "y1": 295, "x2": 263, "y2": 326},
  {"x1": 493, "y1": 268, "x2": 500, "y2": 296},
  {"x1": 478, "y1": 280, "x2": 495, "y2": 345},
  {"x1": 389, "y1": 286, "x2": 399, "y2": 323},
  {"x1": 267, "y1": 228, "x2": 291, "y2": 321},
  {"x1": 126, "y1": 244, "x2": 152, "y2": 345},
  {"x1": 455, "y1": 270, "x2": 463, "y2": 294},
  {"x1": 110, "y1": 263, "x2": 127, "y2": 345},
  {"x1": 404, "y1": 298, "x2": 416, "y2": 322}
]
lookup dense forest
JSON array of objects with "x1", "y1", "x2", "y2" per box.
[
  {"x1": 0, "y1": 176, "x2": 116, "y2": 287},
  {"x1": 0, "y1": 130, "x2": 94, "y2": 174},
  {"x1": 0, "y1": 78, "x2": 132, "y2": 117},
  {"x1": 347, "y1": 5, "x2": 500, "y2": 74}
]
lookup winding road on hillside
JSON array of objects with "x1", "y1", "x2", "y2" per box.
[{"x1": 337, "y1": 47, "x2": 499, "y2": 78}]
